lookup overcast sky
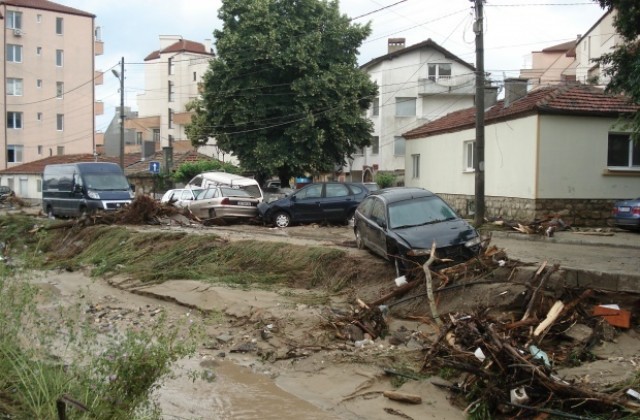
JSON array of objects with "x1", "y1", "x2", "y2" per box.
[{"x1": 59, "y1": 0, "x2": 606, "y2": 131}]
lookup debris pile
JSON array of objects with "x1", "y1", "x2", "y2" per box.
[{"x1": 491, "y1": 216, "x2": 570, "y2": 237}]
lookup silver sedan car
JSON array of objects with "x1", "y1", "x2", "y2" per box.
[{"x1": 188, "y1": 186, "x2": 260, "y2": 220}]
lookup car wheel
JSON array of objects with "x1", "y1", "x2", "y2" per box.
[
  {"x1": 274, "y1": 211, "x2": 291, "y2": 228},
  {"x1": 355, "y1": 228, "x2": 365, "y2": 250},
  {"x1": 209, "y1": 208, "x2": 217, "y2": 219},
  {"x1": 46, "y1": 206, "x2": 55, "y2": 219}
]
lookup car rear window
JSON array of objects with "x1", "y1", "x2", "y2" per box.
[{"x1": 221, "y1": 187, "x2": 251, "y2": 197}]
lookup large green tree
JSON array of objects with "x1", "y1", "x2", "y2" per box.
[
  {"x1": 192, "y1": 0, "x2": 378, "y2": 183},
  {"x1": 595, "y1": 0, "x2": 640, "y2": 140}
]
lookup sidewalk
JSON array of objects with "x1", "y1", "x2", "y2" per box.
[{"x1": 490, "y1": 229, "x2": 640, "y2": 250}]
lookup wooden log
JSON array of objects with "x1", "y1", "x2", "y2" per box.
[
  {"x1": 423, "y1": 242, "x2": 442, "y2": 327},
  {"x1": 521, "y1": 263, "x2": 559, "y2": 322},
  {"x1": 367, "y1": 279, "x2": 421, "y2": 307},
  {"x1": 533, "y1": 300, "x2": 565, "y2": 337},
  {"x1": 383, "y1": 390, "x2": 422, "y2": 404}
]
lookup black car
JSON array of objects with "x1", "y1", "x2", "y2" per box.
[
  {"x1": 354, "y1": 187, "x2": 482, "y2": 276},
  {"x1": 258, "y1": 182, "x2": 369, "y2": 228}
]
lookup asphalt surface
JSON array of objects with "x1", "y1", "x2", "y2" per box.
[{"x1": 489, "y1": 229, "x2": 640, "y2": 277}]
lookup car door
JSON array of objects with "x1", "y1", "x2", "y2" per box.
[
  {"x1": 290, "y1": 183, "x2": 324, "y2": 222},
  {"x1": 321, "y1": 183, "x2": 353, "y2": 221},
  {"x1": 361, "y1": 197, "x2": 389, "y2": 259}
]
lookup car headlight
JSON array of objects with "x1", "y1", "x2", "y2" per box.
[
  {"x1": 465, "y1": 236, "x2": 482, "y2": 248},
  {"x1": 87, "y1": 190, "x2": 100, "y2": 199},
  {"x1": 406, "y1": 249, "x2": 432, "y2": 257}
]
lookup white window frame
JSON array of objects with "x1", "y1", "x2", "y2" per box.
[
  {"x1": 7, "y1": 11, "x2": 22, "y2": 29},
  {"x1": 7, "y1": 78, "x2": 23, "y2": 96},
  {"x1": 7, "y1": 145, "x2": 23, "y2": 163},
  {"x1": 56, "y1": 49, "x2": 64, "y2": 67},
  {"x1": 395, "y1": 97, "x2": 416, "y2": 117},
  {"x1": 57, "y1": 146, "x2": 65, "y2": 155},
  {"x1": 56, "y1": 17, "x2": 63, "y2": 35},
  {"x1": 372, "y1": 97, "x2": 379, "y2": 116},
  {"x1": 393, "y1": 136, "x2": 405, "y2": 156},
  {"x1": 7, "y1": 112, "x2": 23, "y2": 129},
  {"x1": 411, "y1": 154, "x2": 420, "y2": 179},
  {"x1": 464, "y1": 140, "x2": 476, "y2": 172},
  {"x1": 607, "y1": 133, "x2": 639, "y2": 170},
  {"x1": 56, "y1": 114, "x2": 64, "y2": 131},
  {"x1": 7, "y1": 44, "x2": 23, "y2": 63},
  {"x1": 56, "y1": 82, "x2": 64, "y2": 99},
  {"x1": 38, "y1": 145, "x2": 43, "y2": 154},
  {"x1": 428, "y1": 63, "x2": 452, "y2": 81},
  {"x1": 37, "y1": 14, "x2": 42, "y2": 23},
  {"x1": 371, "y1": 136, "x2": 379, "y2": 155}
]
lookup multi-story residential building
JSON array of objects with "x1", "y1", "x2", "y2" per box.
[
  {"x1": 124, "y1": 35, "x2": 214, "y2": 156},
  {"x1": 519, "y1": 40, "x2": 577, "y2": 87},
  {"x1": 348, "y1": 38, "x2": 476, "y2": 184},
  {"x1": 0, "y1": 0, "x2": 102, "y2": 171}
]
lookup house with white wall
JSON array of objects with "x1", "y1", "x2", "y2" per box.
[
  {"x1": 402, "y1": 82, "x2": 639, "y2": 226},
  {"x1": 349, "y1": 38, "x2": 477, "y2": 184}
]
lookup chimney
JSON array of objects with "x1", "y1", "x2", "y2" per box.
[
  {"x1": 503, "y1": 78, "x2": 528, "y2": 108},
  {"x1": 388, "y1": 38, "x2": 406, "y2": 54},
  {"x1": 484, "y1": 86, "x2": 499, "y2": 109}
]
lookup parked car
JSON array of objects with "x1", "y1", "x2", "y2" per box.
[
  {"x1": 353, "y1": 187, "x2": 482, "y2": 276},
  {"x1": 186, "y1": 172, "x2": 264, "y2": 202},
  {"x1": 188, "y1": 186, "x2": 260, "y2": 220},
  {"x1": 0, "y1": 186, "x2": 15, "y2": 202},
  {"x1": 362, "y1": 182, "x2": 380, "y2": 192},
  {"x1": 258, "y1": 182, "x2": 369, "y2": 228},
  {"x1": 612, "y1": 197, "x2": 640, "y2": 231},
  {"x1": 160, "y1": 188, "x2": 202, "y2": 208}
]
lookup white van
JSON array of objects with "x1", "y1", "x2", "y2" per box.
[{"x1": 186, "y1": 172, "x2": 264, "y2": 201}]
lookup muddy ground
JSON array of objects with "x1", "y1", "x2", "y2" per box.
[{"x1": 8, "y1": 207, "x2": 640, "y2": 419}]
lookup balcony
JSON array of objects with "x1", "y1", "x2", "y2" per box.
[
  {"x1": 95, "y1": 40, "x2": 104, "y2": 56},
  {"x1": 418, "y1": 74, "x2": 475, "y2": 96},
  {"x1": 95, "y1": 101, "x2": 104, "y2": 116},
  {"x1": 94, "y1": 70, "x2": 104, "y2": 85}
]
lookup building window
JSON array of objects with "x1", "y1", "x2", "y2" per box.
[
  {"x1": 37, "y1": 112, "x2": 43, "y2": 121},
  {"x1": 168, "y1": 108, "x2": 173, "y2": 129},
  {"x1": 412, "y1": 154, "x2": 420, "y2": 179},
  {"x1": 608, "y1": 133, "x2": 639, "y2": 169},
  {"x1": 7, "y1": 145, "x2": 23, "y2": 163},
  {"x1": 38, "y1": 145, "x2": 43, "y2": 154},
  {"x1": 37, "y1": 14, "x2": 42, "y2": 23},
  {"x1": 393, "y1": 136, "x2": 405, "y2": 156},
  {"x1": 168, "y1": 81, "x2": 174, "y2": 102},
  {"x1": 37, "y1": 179, "x2": 43, "y2": 193},
  {"x1": 464, "y1": 140, "x2": 476, "y2": 172},
  {"x1": 57, "y1": 146, "x2": 64, "y2": 155},
  {"x1": 56, "y1": 82, "x2": 64, "y2": 99},
  {"x1": 193, "y1": 71, "x2": 197, "y2": 82},
  {"x1": 7, "y1": 45, "x2": 23, "y2": 63},
  {"x1": 56, "y1": 114, "x2": 64, "y2": 131},
  {"x1": 168, "y1": 57, "x2": 175, "y2": 75},
  {"x1": 372, "y1": 97, "x2": 379, "y2": 116},
  {"x1": 428, "y1": 63, "x2": 452, "y2": 81},
  {"x1": 136, "y1": 132, "x2": 142, "y2": 145},
  {"x1": 7, "y1": 112, "x2": 23, "y2": 129},
  {"x1": 56, "y1": 50, "x2": 64, "y2": 67},
  {"x1": 7, "y1": 78, "x2": 23, "y2": 96},
  {"x1": 371, "y1": 136, "x2": 379, "y2": 155},
  {"x1": 7, "y1": 11, "x2": 22, "y2": 29},
  {"x1": 153, "y1": 128, "x2": 160, "y2": 142},
  {"x1": 395, "y1": 97, "x2": 416, "y2": 117},
  {"x1": 56, "y1": 17, "x2": 63, "y2": 35},
  {"x1": 37, "y1": 79, "x2": 42, "y2": 88},
  {"x1": 37, "y1": 46, "x2": 42, "y2": 55}
]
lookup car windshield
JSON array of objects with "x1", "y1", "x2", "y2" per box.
[
  {"x1": 83, "y1": 174, "x2": 130, "y2": 190},
  {"x1": 388, "y1": 196, "x2": 457, "y2": 229}
]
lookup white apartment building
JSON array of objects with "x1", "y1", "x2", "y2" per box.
[
  {"x1": 130, "y1": 35, "x2": 214, "y2": 154},
  {"x1": 0, "y1": 0, "x2": 101, "y2": 171},
  {"x1": 352, "y1": 38, "x2": 476, "y2": 184}
]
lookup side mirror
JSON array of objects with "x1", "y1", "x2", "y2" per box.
[
  {"x1": 73, "y1": 184, "x2": 82, "y2": 193},
  {"x1": 130, "y1": 184, "x2": 136, "y2": 192},
  {"x1": 290, "y1": 195, "x2": 296, "y2": 202}
]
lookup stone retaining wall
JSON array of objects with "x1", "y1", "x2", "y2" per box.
[{"x1": 438, "y1": 193, "x2": 617, "y2": 227}]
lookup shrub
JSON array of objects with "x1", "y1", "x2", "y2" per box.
[{"x1": 375, "y1": 172, "x2": 396, "y2": 188}]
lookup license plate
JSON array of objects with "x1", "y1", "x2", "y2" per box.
[
  {"x1": 237, "y1": 201, "x2": 252, "y2": 206},
  {"x1": 619, "y1": 206, "x2": 631, "y2": 212}
]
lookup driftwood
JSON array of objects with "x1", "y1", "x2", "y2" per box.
[
  {"x1": 382, "y1": 391, "x2": 422, "y2": 404},
  {"x1": 422, "y1": 242, "x2": 442, "y2": 327}
]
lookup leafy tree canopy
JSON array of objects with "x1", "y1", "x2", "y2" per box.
[
  {"x1": 172, "y1": 160, "x2": 242, "y2": 184},
  {"x1": 191, "y1": 0, "x2": 378, "y2": 183},
  {"x1": 594, "y1": 0, "x2": 640, "y2": 140}
]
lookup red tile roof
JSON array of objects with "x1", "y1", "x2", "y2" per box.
[
  {"x1": 404, "y1": 84, "x2": 639, "y2": 139},
  {"x1": 0, "y1": 154, "x2": 140, "y2": 175},
  {"x1": 144, "y1": 39, "x2": 213, "y2": 61},
  {"x1": 0, "y1": 0, "x2": 94, "y2": 18},
  {"x1": 125, "y1": 150, "x2": 213, "y2": 176}
]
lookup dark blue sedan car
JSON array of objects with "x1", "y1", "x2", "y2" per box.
[
  {"x1": 354, "y1": 187, "x2": 482, "y2": 276},
  {"x1": 612, "y1": 197, "x2": 640, "y2": 231},
  {"x1": 258, "y1": 182, "x2": 368, "y2": 228}
]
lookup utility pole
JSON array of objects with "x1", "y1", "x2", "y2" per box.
[
  {"x1": 472, "y1": 0, "x2": 485, "y2": 227},
  {"x1": 118, "y1": 57, "x2": 125, "y2": 170}
]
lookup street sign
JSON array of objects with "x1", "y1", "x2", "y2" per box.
[{"x1": 149, "y1": 161, "x2": 160, "y2": 174}]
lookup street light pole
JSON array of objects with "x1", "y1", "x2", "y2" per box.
[{"x1": 118, "y1": 57, "x2": 125, "y2": 170}]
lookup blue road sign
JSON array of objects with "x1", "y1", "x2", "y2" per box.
[{"x1": 149, "y1": 161, "x2": 160, "y2": 174}]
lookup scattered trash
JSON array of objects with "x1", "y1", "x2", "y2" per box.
[
  {"x1": 510, "y1": 387, "x2": 530, "y2": 404},
  {"x1": 593, "y1": 304, "x2": 631, "y2": 329},
  {"x1": 394, "y1": 275, "x2": 407, "y2": 286}
]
